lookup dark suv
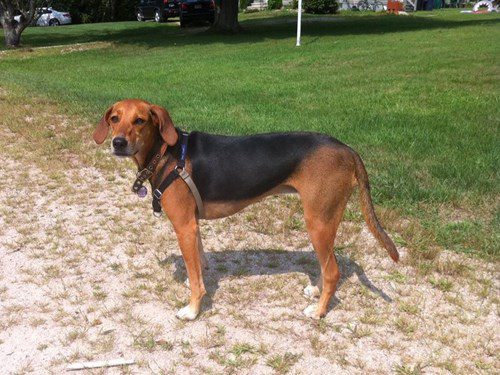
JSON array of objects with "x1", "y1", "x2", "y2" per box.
[
  {"x1": 179, "y1": 0, "x2": 215, "y2": 27},
  {"x1": 136, "y1": 0, "x2": 180, "y2": 23}
]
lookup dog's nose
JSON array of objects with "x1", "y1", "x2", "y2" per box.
[{"x1": 112, "y1": 137, "x2": 128, "y2": 149}]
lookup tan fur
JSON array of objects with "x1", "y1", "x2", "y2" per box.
[{"x1": 202, "y1": 185, "x2": 296, "y2": 219}]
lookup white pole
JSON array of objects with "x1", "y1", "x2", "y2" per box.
[{"x1": 296, "y1": 0, "x2": 302, "y2": 46}]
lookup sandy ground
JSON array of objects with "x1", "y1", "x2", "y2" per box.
[{"x1": 0, "y1": 91, "x2": 498, "y2": 374}]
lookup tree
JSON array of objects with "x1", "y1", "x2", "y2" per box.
[
  {"x1": 0, "y1": 0, "x2": 37, "y2": 47},
  {"x1": 211, "y1": 0, "x2": 240, "y2": 33}
]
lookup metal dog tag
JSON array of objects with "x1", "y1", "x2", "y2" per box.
[{"x1": 137, "y1": 186, "x2": 148, "y2": 198}]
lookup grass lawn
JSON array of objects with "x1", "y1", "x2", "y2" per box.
[{"x1": 0, "y1": 10, "x2": 498, "y2": 259}]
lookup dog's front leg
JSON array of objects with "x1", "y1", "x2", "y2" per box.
[
  {"x1": 172, "y1": 218, "x2": 206, "y2": 320},
  {"x1": 184, "y1": 226, "x2": 208, "y2": 288}
]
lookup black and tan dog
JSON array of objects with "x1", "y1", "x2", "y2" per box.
[{"x1": 93, "y1": 99, "x2": 399, "y2": 320}]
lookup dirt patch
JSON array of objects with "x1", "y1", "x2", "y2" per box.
[
  {"x1": 0, "y1": 91, "x2": 498, "y2": 374},
  {"x1": 0, "y1": 42, "x2": 114, "y2": 59}
]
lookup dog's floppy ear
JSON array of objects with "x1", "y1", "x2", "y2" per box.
[
  {"x1": 150, "y1": 105, "x2": 178, "y2": 146},
  {"x1": 93, "y1": 106, "x2": 112, "y2": 144}
]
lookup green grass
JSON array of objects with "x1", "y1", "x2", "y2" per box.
[{"x1": 1, "y1": 10, "x2": 498, "y2": 259}]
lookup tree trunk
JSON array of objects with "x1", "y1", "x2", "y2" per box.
[
  {"x1": 111, "y1": 0, "x2": 116, "y2": 21},
  {"x1": 0, "y1": 0, "x2": 35, "y2": 47},
  {"x1": 211, "y1": 0, "x2": 241, "y2": 33},
  {"x1": 2, "y1": 23, "x2": 22, "y2": 47}
]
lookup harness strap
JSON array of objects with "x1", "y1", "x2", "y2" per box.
[
  {"x1": 132, "y1": 143, "x2": 168, "y2": 194},
  {"x1": 178, "y1": 169, "x2": 205, "y2": 219},
  {"x1": 152, "y1": 169, "x2": 180, "y2": 213},
  {"x1": 151, "y1": 131, "x2": 205, "y2": 219}
]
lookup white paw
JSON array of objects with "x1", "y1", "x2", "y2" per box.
[
  {"x1": 303, "y1": 304, "x2": 320, "y2": 320},
  {"x1": 303, "y1": 285, "x2": 320, "y2": 299},
  {"x1": 184, "y1": 278, "x2": 190, "y2": 288},
  {"x1": 176, "y1": 305, "x2": 198, "y2": 321}
]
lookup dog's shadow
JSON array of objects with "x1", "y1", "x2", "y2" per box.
[{"x1": 159, "y1": 249, "x2": 392, "y2": 314}]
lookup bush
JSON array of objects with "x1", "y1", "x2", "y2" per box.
[
  {"x1": 240, "y1": 0, "x2": 254, "y2": 10},
  {"x1": 303, "y1": 0, "x2": 339, "y2": 13},
  {"x1": 50, "y1": 0, "x2": 137, "y2": 24},
  {"x1": 268, "y1": 0, "x2": 283, "y2": 9},
  {"x1": 292, "y1": 0, "x2": 298, "y2": 8}
]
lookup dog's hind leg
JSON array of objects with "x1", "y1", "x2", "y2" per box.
[
  {"x1": 299, "y1": 182, "x2": 352, "y2": 319},
  {"x1": 198, "y1": 226, "x2": 208, "y2": 270},
  {"x1": 302, "y1": 212, "x2": 344, "y2": 319},
  {"x1": 291, "y1": 146, "x2": 356, "y2": 318}
]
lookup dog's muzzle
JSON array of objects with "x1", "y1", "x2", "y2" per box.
[{"x1": 112, "y1": 137, "x2": 132, "y2": 156}]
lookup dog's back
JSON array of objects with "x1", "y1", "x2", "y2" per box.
[{"x1": 187, "y1": 131, "x2": 345, "y2": 202}]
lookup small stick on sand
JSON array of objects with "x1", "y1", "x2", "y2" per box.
[{"x1": 66, "y1": 358, "x2": 135, "y2": 371}]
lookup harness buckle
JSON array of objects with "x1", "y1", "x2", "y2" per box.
[
  {"x1": 136, "y1": 168, "x2": 151, "y2": 180},
  {"x1": 153, "y1": 189, "x2": 163, "y2": 200},
  {"x1": 153, "y1": 210, "x2": 162, "y2": 218}
]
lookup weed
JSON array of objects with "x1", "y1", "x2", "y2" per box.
[
  {"x1": 394, "y1": 318, "x2": 417, "y2": 336},
  {"x1": 395, "y1": 363, "x2": 425, "y2": 375},
  {"x1": 429, "y1": 277, "x2": 453, "y2": 292},
  {"x1": 266, "y1": 352, "x2": 301, "y2": 374}
]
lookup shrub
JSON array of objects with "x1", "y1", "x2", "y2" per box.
[
  {"x1": 50, "y1": 0, "x2": 137, "y2": 23},
  {"x1": 268, "y1": 0, "x2": 283, "y2": 9},
  {"x1": 80, "y1": 13, "x2": 93, "y2": 24},
  {"x1": 292, "y1": 0, "x2": 299, "y2": 8},
  {"x1": 240, "y1": 0, "x2": 254, "y2": 10},
  {"x1": 303, "y1": 0, "x2": 339, "y2": 13}
]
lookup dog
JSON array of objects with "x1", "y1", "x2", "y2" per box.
[{"x1": 93, "y1": 99, "x2": 399, "y2": 320}]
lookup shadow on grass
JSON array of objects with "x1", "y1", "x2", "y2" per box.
[
  {"x1": 18, "y1": 14, "x2": 500, "y2": 50},
  {"x1": 161, "y1": 248, "x2": 392, "y2": 316}
]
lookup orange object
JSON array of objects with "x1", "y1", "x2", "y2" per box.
[{"x1": 387, "y1": 0, "x2": 404, "y2": 13}]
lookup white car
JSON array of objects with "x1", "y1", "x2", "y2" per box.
[
  {"x1": 36, "y1": 8, "x2": 72, "y2": 26},
  {"x1": 14, "y1": 7, "x2": 72, "y2": 26}
]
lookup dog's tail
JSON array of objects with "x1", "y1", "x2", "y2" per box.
[{"x1": 353, "y1": 152, "x2": 399, "y2": 262}]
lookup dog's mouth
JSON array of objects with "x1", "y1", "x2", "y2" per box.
[
  {"x1": 113, "y1": 151, "x2": 132, "y2": 157},
  {"x1": 112, "y1": 148, "x2": 136, "y2": 157},
  {"x1": 112, "y1": 144, "x2": 137, "y2": 157}
]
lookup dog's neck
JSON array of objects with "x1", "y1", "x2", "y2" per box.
[
  {"x1": 131, "y1": 128, "x2": 183, "y2": 191},
  {"x1": 132, "y1": 128, "x2": 164, "y2": 171}
]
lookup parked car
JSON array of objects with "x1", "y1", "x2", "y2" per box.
[
  {"x1": 14, "y1": 8, "x2": 71, "y2": 26},
  {"x1": 136, "y1": 0, "x2": 180, "y2": 23},
  {"x1": 135, "y1": 0, "x2": 214, "y2": 27},
  {"x1": 179, "y1": 0, "x2": 215, "y2": 27}
]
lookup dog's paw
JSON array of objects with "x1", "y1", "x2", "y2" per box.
[
  {"x1": 303, "y1": 304, "x2": 322, "y2": 320},
  {"x1": 303, "y1": 285, "x2": 320, "y2": 299},
  {"x1": 184, "y1": 278, "x2": 190, "y2": 288},
  {"x1": 176, "y1": 305, "x2": 198, "y2": 321}
]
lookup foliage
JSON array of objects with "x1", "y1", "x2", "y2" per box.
[
  {"x1": 267, "y1": 0, "x2": 282, "y2": 9},
  {"x1": 239, "y1": 0, "x2": 253, "y2": 10},
  {"x1": 1, "y1": 0, "x2": 234, "y2": 26},
  {"x1": 48, "y1": 0, "x2": 137, "y2": 23},
  {"x1": 303, "y1": 0, "x2": 338, "y2": 13}
]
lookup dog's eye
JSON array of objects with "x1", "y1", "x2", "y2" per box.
[
  {"x1": 135, "y1": 118, "x2": 145, "y2": 125},
  {"x1": 110, "y1": 116, "x2": 119, "y2": 123}
]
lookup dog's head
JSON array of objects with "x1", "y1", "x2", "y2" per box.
[{"x1": 93, "y1": 99, "x2": 178, "y2": 156}]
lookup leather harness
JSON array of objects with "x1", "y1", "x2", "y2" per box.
[{"x1": 131, "y1": 130, "x2": 205, "y2": 219}]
